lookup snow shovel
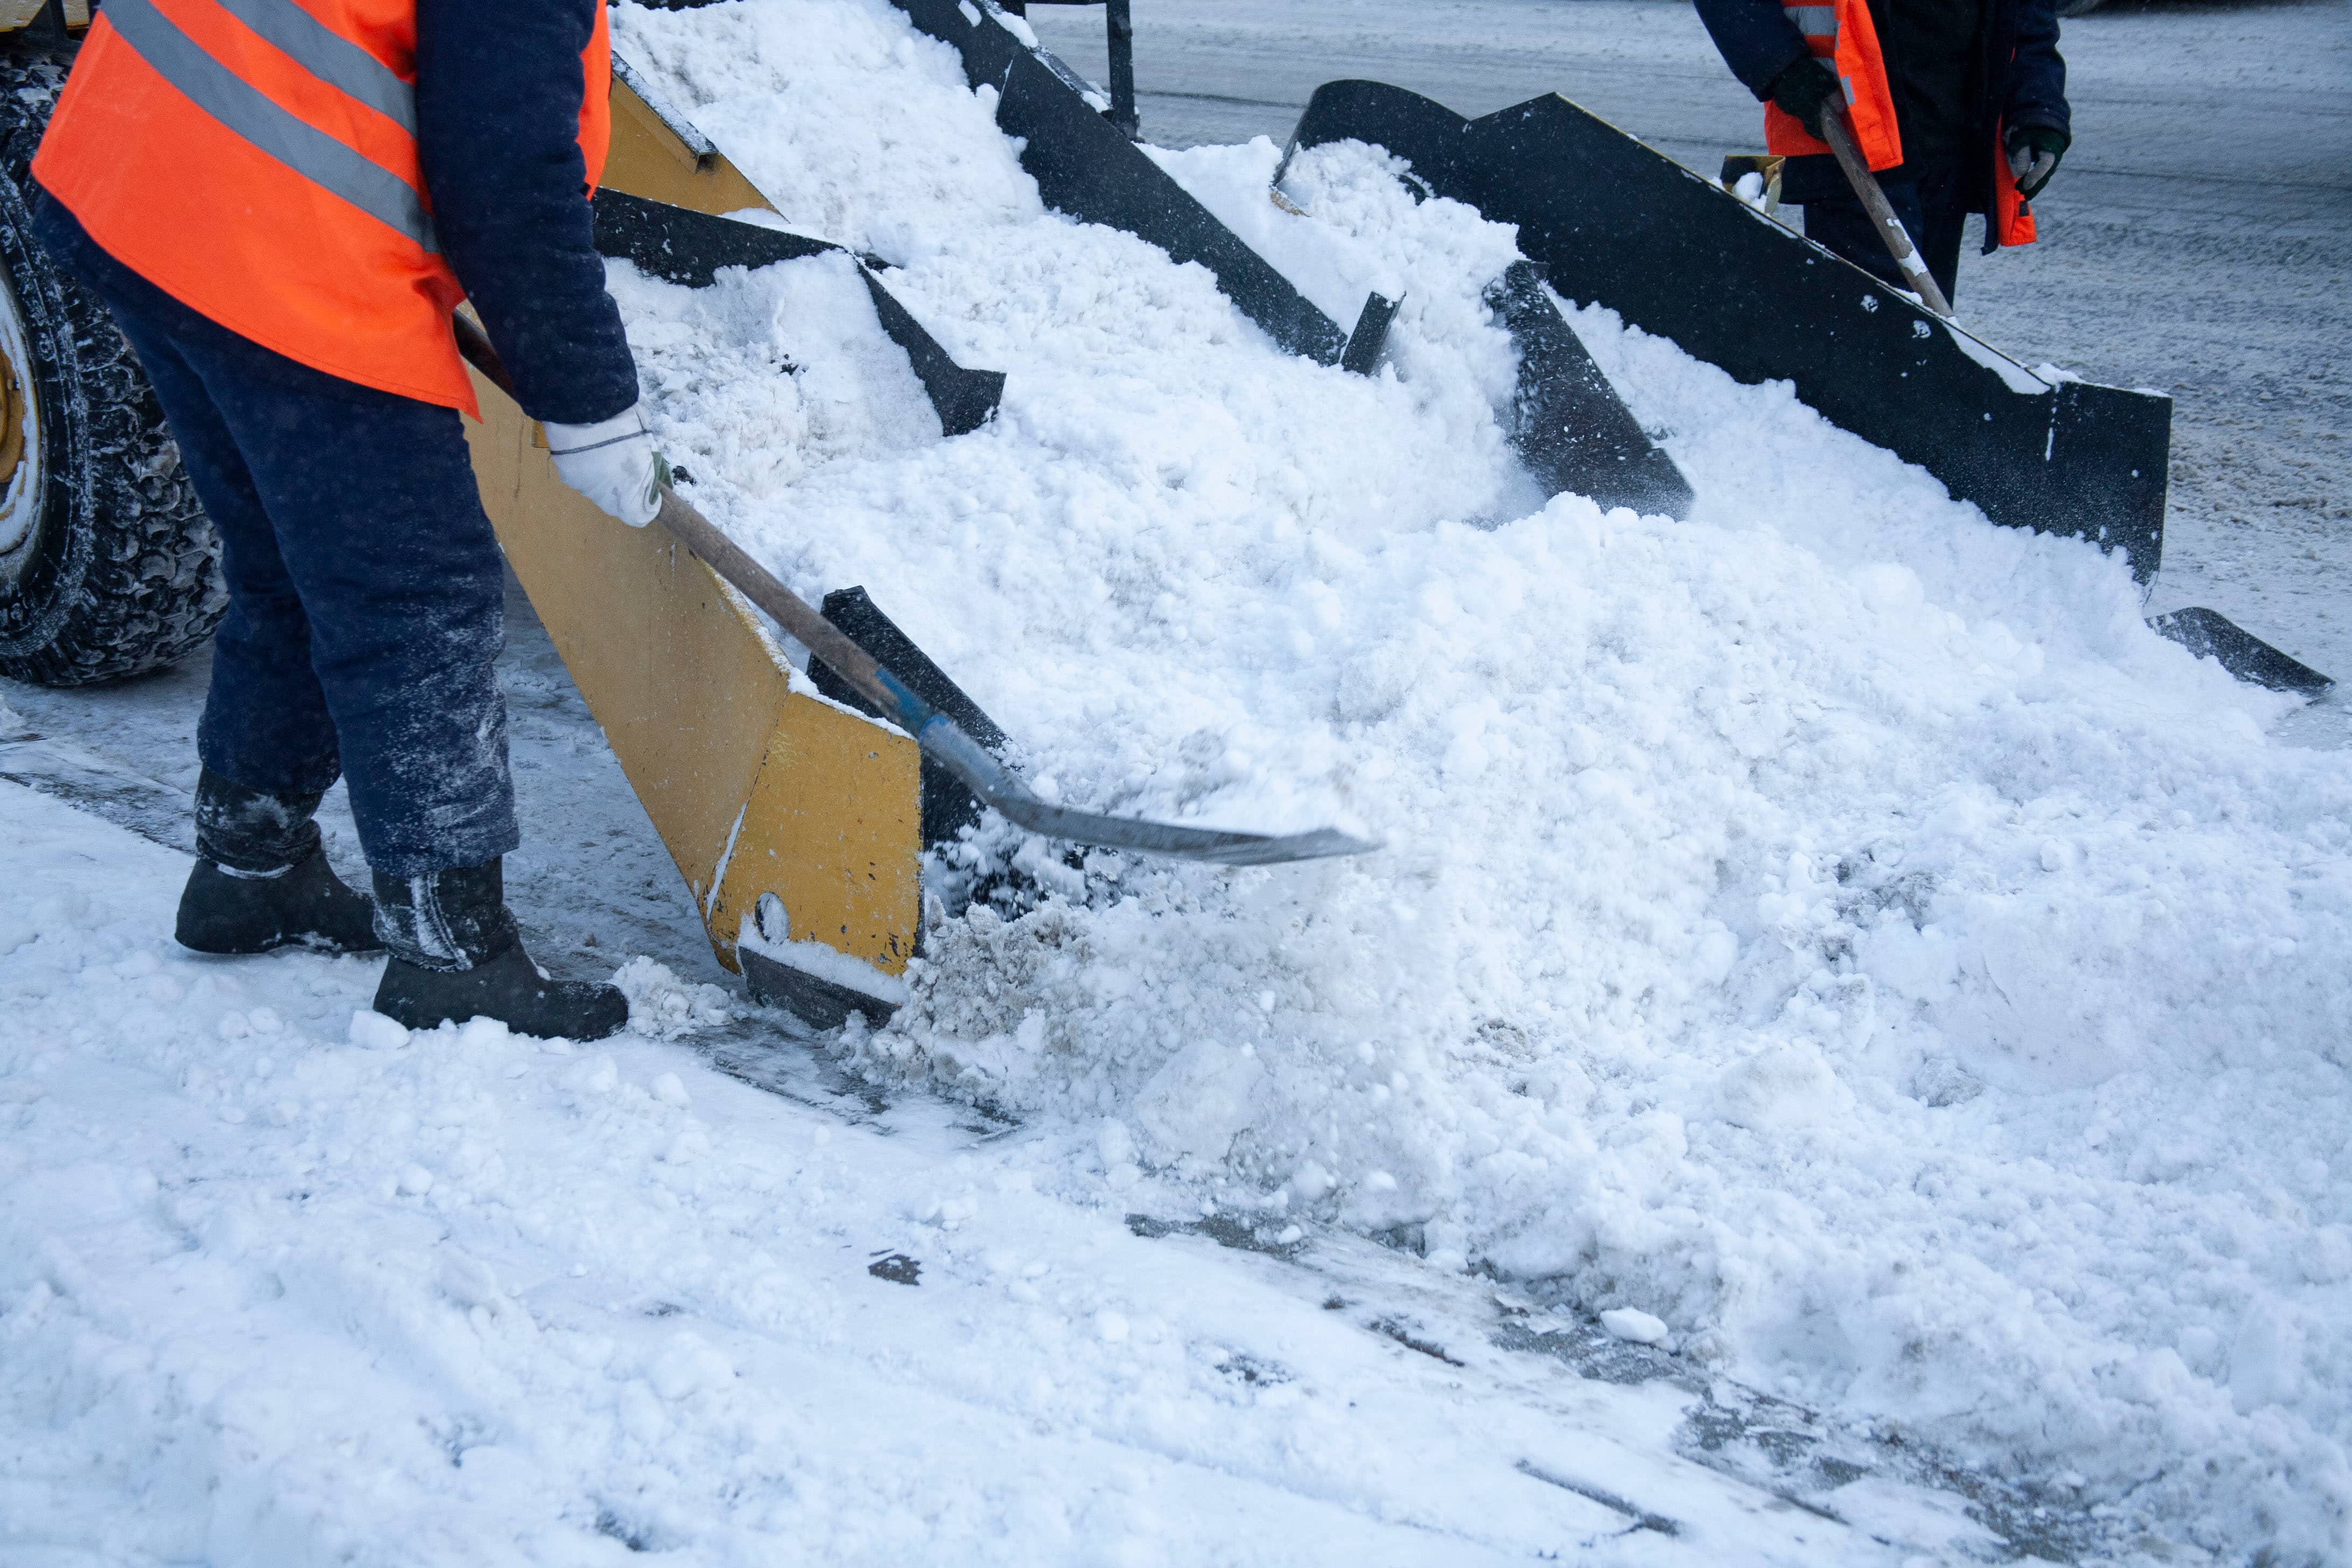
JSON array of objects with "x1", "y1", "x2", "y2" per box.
[
  {"x1": 1818, "y1": 109, "x2": 1955, "y2": 319},
  {"x1": 453, "y1": 316, "x2": 1376, "y2": 868}
]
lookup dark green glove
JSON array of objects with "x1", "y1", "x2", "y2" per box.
[
  {"x1": 1767, "y1": 57, "x2": 1841, "y2": 141},
  {"x1": 2006, "y1": 125, "x2": 2069, "y2": 199}
]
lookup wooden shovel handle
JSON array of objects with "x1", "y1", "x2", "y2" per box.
[{"x1": 1817, "y1": 111, "x2": 1956, "y2": 319}]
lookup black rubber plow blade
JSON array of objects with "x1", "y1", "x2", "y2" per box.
[
  {"x1": 2149, "y1": 607, "x2": 2333, "y2": 695},
  {"x1": 1482, "y1": 261, "x2": 1695, "y2": 517},
  {"x1": 1283, "y1": 81, "x2": 2334, "y2": 692},
  {"x1": 592, "y1": 189, "x2": 1006, "y2": 436},
  {"x1": 890, "y1": 0, "x2": 1395, "y2": 371},
  {"x1": 1285, "y1": 80, "x2": 2170, "y2": 581},
  {"x1": 894, "y1": 1, "x2": 1689, "y2": 514}
]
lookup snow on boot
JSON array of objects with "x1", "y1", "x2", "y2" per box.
[
  {"x1": 369, "y1": 859, "x2": 628, "y2": 1041},
  {"x1": 175, "y1": 767, "x2": 381, "y2": 955}
]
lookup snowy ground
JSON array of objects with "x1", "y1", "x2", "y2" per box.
[{"x1": 6, "y1": 0, "x2": 2351, "y2": 1563}]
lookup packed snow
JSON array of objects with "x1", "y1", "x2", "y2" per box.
[{"x1": 3, "y1": 0, "x2": 2347, "y2": 1560}]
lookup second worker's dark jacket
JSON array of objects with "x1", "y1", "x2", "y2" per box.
[{"x1": 1695, "y1": 0, "x2": 2070, "y2": 250}]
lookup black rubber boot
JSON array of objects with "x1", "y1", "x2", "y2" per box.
[
  {"x1": 175, "y1": 768, "x2": 381, "y2": 955},
  {"x1": 369, "y1": 858, "x2": 628, "y2": 1041}
]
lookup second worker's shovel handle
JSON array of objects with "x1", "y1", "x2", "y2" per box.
[{"x1": 1818, "y1": 110, "x2": 1956, "y2": 319}]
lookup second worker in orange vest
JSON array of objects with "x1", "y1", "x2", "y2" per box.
[
  {"x1": 1697, "y1": 0, "x2": 2073, "y2": 305},
  {"x1": 31, "y1": 0, "x2": 660, "y2": 1041}
]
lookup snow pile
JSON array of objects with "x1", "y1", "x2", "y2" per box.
[{"x1": 607, "y1": 0, "x2": 2352, "y2": 1553}]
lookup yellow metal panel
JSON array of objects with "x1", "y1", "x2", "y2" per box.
[
  {"x1": 710, "y1": 694, "x2": 923, "y2": 975},
  {"x1": 460, "y1": 74, "x2": 924, "y2": 984},
  {"x1": 464, "y1": 370, "x2": 921, "y2": 978},
  {"x1": 604, "y1": 77, "x2": 777, "y2": 218},
  {"x1": 466, "y1": 71, "x2": 924, "y2": 983},
  {"x1": 464, "y1": 376, "x2": 775, "y2": 909}
]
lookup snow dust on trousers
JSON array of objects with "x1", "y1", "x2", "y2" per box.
[{"x1": 36, "y1": 197, "x2": 517, "y2": 879}]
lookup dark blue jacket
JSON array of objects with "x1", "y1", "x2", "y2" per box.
[
  {"x1": 413, "y1": 0, "x2": 638, "y2": 425},
  {"x1": 44, "y1": 0, "x2": 637, "y2": 426},
  {"x1": 1694, "y1": 0, "x2": 2069, "y2": 232}
]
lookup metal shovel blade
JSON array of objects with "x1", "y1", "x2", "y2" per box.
[{"x1": 914, "y1": 722, "x2": 1378, "y2": 866}]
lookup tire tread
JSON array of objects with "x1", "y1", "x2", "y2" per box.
[{"x1": 0, "y1": 50, "x2": 225, "y2": 688}]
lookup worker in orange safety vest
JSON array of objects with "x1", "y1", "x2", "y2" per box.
[
  {"x1": 1696, "y1": 0, "x2": 2072, "y2": 303},
  {"x1": 31, "y1": 0, "x2": 665, "y2": 1041}
]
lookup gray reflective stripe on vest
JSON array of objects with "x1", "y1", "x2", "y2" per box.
[
  {"x1": 210, "y1": 0, "x2": 416, "y2": 136},
  {"x1": 101, "y1": 0, "x2": 437, "y2": 252},
  {"x1": 1786, "y1": 5, "x2": 1838, "y2": 36}
]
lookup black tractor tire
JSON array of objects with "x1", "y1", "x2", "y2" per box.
[{"x1": 0, "y1": 50, "x2": 223, "y2": 687}]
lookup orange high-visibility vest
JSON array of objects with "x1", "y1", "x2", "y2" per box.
[
  {"x1": 33, "y1": 0, "x2": 613, "y2": 415},
  {"x1": 1765, "y1": 0, "x2": 1903, "y2": 172},
  {"x1": 1989, "y1": 122, "x2": 2038, "y2": 248}
]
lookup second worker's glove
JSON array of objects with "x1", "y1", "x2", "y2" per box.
[
  {"x1": 2006, "y1": 125, "x2": 2069, "y2": 200},
  {"x1": 1767, "y1": 57, "x2": 1842, "y2": 141},
  {"x1": 546, "y1": 404, "x2": 667, "y2": 527}
]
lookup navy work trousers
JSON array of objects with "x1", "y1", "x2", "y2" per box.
[
  {"x1": 1800, "y1": 159, "x2": 1970, "y2": 306},
  {"x1": 37, "y1": 199, "x2": 518, "y2": 877}
]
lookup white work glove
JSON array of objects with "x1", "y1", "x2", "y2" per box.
[{"x1": 545, "y1": 404, "x2": 667, "y2": 527}]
